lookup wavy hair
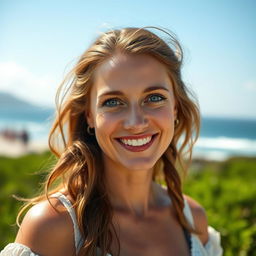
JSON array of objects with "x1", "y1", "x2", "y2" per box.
[{"x1": 17, "y1": 26, "x2": 200, "y2": 256}]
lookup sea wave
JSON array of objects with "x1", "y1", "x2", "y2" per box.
[
  {"x1": 193, "y1": 136, "x2": 256, "y2": 160},
  {"x1": 196, "y1": 137, "x2": 256, "y2": 152}
]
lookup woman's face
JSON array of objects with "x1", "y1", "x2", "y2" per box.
[{"x1": 87, "y1": 54, "x2": 177, "y2": 172}]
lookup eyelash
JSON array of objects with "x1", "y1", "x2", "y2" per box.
[
  {"x1": 146, "y1": 94, "x2": 167, "y2": 103},
  {"x1": 101, "y1": 94, "x2": 167, "y2": 107},
  {"x1": 102, "y1": 98, "x2": 122, "y2": 107}
]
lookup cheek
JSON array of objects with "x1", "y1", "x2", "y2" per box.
[
  {"x1": 149, "y1": 106, "x2": 176, "y2": 125},
  {"x1": 151, "y1": 107, "x2": 176, "y2": 143},
  {"x1": 93, "y1": 112, "x2": 123, "y2": 157},
  {"x1": 94, "y1": 111, "x2": 122, "y2": 136}
]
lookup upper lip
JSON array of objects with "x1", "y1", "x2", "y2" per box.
[{"x1": 115, "y1": 133, "x2": 157, "y2": 140}]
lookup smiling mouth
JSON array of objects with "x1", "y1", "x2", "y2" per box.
[
  {"x1": 115, "y1": 134, "x2": 158, "y2": 151},
  {"x1": 119, "y1": 136, "x2": 152, "y2": 146}
]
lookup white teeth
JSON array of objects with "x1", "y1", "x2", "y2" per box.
[{"x1": 120, "y1": 136, "x2": 152, "y2": 146}]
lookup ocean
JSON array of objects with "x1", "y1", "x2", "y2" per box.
[
  {"x1": 0, "y1": 110, "x2": 256, "y2": 160},
  {"x1": 195, "y1": 117, "x2": 256, "y2": 160}
]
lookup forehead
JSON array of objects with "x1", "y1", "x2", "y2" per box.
[{"x1": 92, "y1": 54, "x2": 171, "y2": 93}]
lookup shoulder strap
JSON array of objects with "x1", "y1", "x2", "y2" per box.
[
  {"x1": 183, "y1": 197, "x2": 195, "y2": 229},
  {"x1": 51, "y1": 192, "x2": 83, "y2": 254}
]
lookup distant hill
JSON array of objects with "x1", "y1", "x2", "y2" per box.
[
  {"x1": 0, "y1": 92, "x2": 54, "y2": 121},
  {"x1": 0, "y1": 92, "x2": 38, "y2": 110}
]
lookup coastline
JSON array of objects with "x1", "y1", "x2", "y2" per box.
[
  {"x1": 1, "y1": 134, "x2": 255, "y2": 162},
  {"x1": 0, "y1": 135, "x2": 49, "y2": 158},
  {"x1": 1, "y1": 116, "x2": 255, "y2": 161}
]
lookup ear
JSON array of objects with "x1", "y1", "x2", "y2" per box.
[{"x1": 85, "y1": 110, "x2": 94, "y2": 128}]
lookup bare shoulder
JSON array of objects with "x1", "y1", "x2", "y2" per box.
[
  {"x1": 15, "y1": 196, "x2": 76, "y2": 256},
  {"x1": 183, "y1": 194, "x2": 209, "y2": 245}
]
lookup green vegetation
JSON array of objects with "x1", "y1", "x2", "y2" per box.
[
  {"x1": 0, "y1": 151, "x2": 55, "y2": 247},
  {"x1": 184, "y1": 157, "x2": 256, "y2": 256},
  {"x1": 0, "y1": 152, "x2": 255, "y2": 255}
]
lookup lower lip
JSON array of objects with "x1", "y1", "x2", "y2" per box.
[{"x1": 116, "y1": 134, "x2": 158, "y2": 152}]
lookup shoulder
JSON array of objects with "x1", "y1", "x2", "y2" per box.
[
  {"x1": 183, "y1": 194, "x2": 209, "y2": 245},
  {"x1": 15, "y1": 196, "x2": 76, "y2": 256}
]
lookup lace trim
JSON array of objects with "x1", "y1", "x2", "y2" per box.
[{"x1": 0, "y1": 243, "x2": 39, "y2": 256}]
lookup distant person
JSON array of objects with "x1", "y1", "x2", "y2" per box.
[
  {"x1": 1, "y1": 27, "x2": 223, "y2": 255},
  {"x1": 20, "y1": 129, "x2": 29, "y2": 146}
]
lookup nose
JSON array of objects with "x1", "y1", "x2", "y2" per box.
[{"x1": 123, "y1": 104, "x2": 149, "y2": 132}]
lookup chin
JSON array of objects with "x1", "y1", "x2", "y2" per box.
[{"x1": 120, "y1": 158, "x2": 157, "y2": 172}]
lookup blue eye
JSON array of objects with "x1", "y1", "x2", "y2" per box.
[
  {"x1": 147, "y1": 94, "x2": 166, "y2": 102},
  {"x1": 103, "y1": 98, "x2": 122, "y2": 107}
]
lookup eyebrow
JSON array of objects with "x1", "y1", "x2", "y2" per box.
[{"x1": 98, "y1": 85, "x2": 169, "y2": 97}]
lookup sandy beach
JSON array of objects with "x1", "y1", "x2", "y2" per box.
[{"x1": 0, "y1": 135, "x2": 49, "y2": 157}]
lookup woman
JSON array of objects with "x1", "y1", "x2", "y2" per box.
[{"x1": 1, "y1": 27, "x2": 223, "y2": 256}]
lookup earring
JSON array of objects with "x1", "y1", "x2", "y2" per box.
[
  {"x1": 174, "y1": 119, "x2": 179, "y2": 127},
  {"x1": 87, "y1": 126, "x2": 95, "y2": 135}
]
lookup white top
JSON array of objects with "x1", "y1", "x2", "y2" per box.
[{"x1": 1, "y1": 193, "x2": 223, "y2": 256}]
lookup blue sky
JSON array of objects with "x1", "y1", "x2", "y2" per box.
[{"x1": 0, "y1": 0, "x2": 256, "y2": 119}]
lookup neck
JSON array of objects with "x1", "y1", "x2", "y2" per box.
[{"x1": 104, "y1": 161, "x2": 157, "y2": 218}]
